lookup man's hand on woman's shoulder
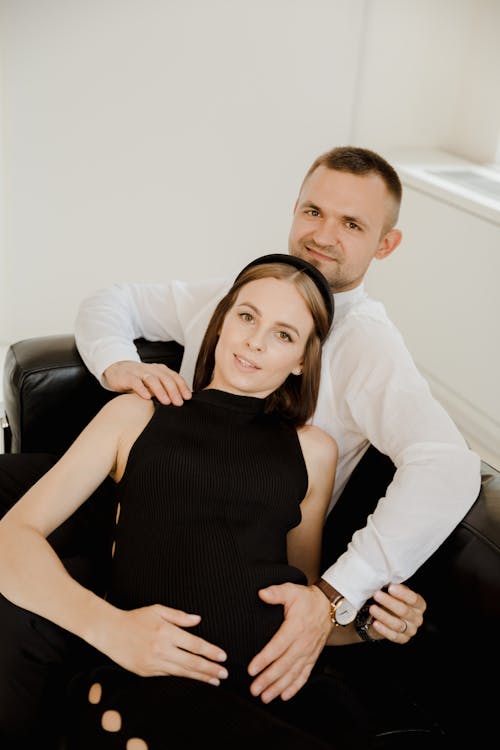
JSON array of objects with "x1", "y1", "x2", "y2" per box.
[{"x1": 103, "y1": 360, "x2": 192, "y2": 405}]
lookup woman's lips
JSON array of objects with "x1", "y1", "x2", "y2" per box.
[{"x1": 234, "y1": 354, "x2": 260, "y2": 370}]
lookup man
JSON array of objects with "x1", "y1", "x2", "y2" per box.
[
  {"x1": 0, "y1": 147, "x2": 480, "y2": 745},
  {"x1": 74, "y1": 146, "x2": 480, "y2": 702}
]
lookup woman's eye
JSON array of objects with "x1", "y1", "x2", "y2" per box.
[
  {"x1": 239, "y1": 312, "x2": 253, "y2": 322},
  {"x1": 278, "y1": 331, "x2": 292, "y2": 342}
]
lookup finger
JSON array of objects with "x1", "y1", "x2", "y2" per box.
[
  {"x1": 387, "y1": 583, "x2": 424, "y2": 611},
  {"x1": 152, "y1": 366, "x2": 192, "y2": 399},
  {"x1": 155, "y1": 375, "x2": 190, "y2": 406},
  {"x1": 250, "y1": 658, "x2": 297, "y2": 701},
  {"x1": 369, "y1": 595, "x2": 407, "y2": 634},
  {"x1": 371, "y1": 617, "x2": 411, "y2": 644},
  {"x1": 372, "y1": 588, "x2": 407, "y2": 617},
  {"x1": 249, "y1": 633, "x2": 316, "y2": 699},
  {"x1": 129, "y1": 376, "x2": 154, "y2": 400},
  {"x1": 248, "y1": 585, "x2": 295, "y2": 676},
  {"x1": 142, "y1": 369, "x2": 192, "y2": 406},
  {"x1": 165, "y1": 372, "x2": 192, "y2": 401},
  {"x1": 372, "y1": 587, "x2": 419, "y2": 618},
  {"x1": 155, "y1": 604, "x2": 202, "y2": 626},
  {"x1": 257, "y1": 583, "x2": 291, "y2": 604},
  {"x1": 250, "y1": 654, "x2": 292, "y2": 697},
  {"x1": 372, "y1": 591, "x2": 424, "y2": 630},
  {"x1": 259, "y1": 661, "x2": 313, "y2": 704},
  {"x1": 247, "y1": 623, "x2": 292, "y2": 677},
  {"x1": 371, "y1": 600, "x2": 420, "y2": 639},
  {"x1": 257, "y1": 584, "x2": 282, "y2": 602},
  {"x1": 140, "y1": 373, "x2": 174, "y2": 405},
  {"x1": 175, "y1": 630, "x2": 228, "y2": 664},
  {"x1": 280, "y1": 664, "x2": 315, "y2": 701},
  {"x1": 155, "y1": 606, "x2": 228, "y2": 662},
  {"x1": 156, "y1": 650, "x2": 229, "y2": 685}
]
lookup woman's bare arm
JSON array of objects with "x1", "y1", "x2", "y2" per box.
[{"x1": 0, "y1": 395, "x2": 228, "y2": 683}]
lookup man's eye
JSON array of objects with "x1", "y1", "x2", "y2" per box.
[
  {"x1": 306, "y1": 209, "x2": 320, "y2": 217},
  {"x1": 346, "y1": 221, "x2": 359, "y2": 230}
]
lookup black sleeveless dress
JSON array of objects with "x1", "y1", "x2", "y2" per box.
[
  {"x1": 67, "y1": 390, "x2": 372, "y2": 749},
  {"x1": 109, "y1": 388, "x2": 308, "y2": 686}
]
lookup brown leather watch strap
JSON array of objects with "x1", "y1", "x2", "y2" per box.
[{"x1": 313, "y1": 577, "x2": 342, "y2": 604}]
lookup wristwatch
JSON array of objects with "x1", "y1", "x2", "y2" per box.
[
  {"x1": 313, "y1": 577, "x2": 357, "y2": 626},
  {"x1": 354, "y1": 602, "x2": 377, "y2": 642}
]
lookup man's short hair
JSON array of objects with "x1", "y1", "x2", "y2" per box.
[{"x1": 301, "y1": 146, "x2": 402, "y2": 230}]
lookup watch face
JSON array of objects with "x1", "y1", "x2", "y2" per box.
[{"x1": 335, "y1": 598, "x2": 357, "y2": 626}]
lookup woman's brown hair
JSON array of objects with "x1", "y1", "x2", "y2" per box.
[{"x1": 193, "y1": 261, "x2": 332, "y2": 426}]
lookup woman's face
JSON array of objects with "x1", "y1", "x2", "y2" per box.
[{"x1": 210, "y1": 277, "x2": 314, "y2": 398}]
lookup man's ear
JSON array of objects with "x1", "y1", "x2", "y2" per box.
[{"x1": 374, "y1": 228, "x2": 402, "y2": 260}]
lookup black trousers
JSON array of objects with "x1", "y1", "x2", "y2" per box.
[
  {"x1": 0, "y1": 453, "x2": 116, "y2": 749},
  {"x1": 65, "y1": 660, "x2": 374, "y2": 750},
  {"x1": 4, "y1": 449, "x2": 443, "y2": 750}
]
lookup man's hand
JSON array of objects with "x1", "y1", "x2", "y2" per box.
[
  {"x1": 103, "y1": 361, "x2": 192, "y2": 405},
  {"x1": 247, "y1": 583, "x2": 331, "y2": 704},
  {"x1": 369, "y1": 583, "x2": 426, "y2": 643}
]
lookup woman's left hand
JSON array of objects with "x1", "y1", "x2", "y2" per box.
[{"x1": 368, "y1": 583, "x2": 426, "y2": 643}]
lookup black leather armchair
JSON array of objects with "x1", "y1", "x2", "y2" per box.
[
  {"x1": 2, "y1": 334, "x2": 499, "y2": 748},
  {"x1": 2, "y1": 335, "x2": 184, "y2": 455}
]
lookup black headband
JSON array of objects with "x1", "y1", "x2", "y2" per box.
[{"x1": 234, "y1": 253, "x2": 334, "y2": 329}]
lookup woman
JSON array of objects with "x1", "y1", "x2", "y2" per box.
[{"x1": 0, "y1": 255, "x2": 425, "y2": 749}]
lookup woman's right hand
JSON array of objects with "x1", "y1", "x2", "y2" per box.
[{"x1": 100, "y1": 604, "x2": 228, "y2": 685}]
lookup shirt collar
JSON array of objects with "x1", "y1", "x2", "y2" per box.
[{"x1": 332, "y1": 283, "x2": 365, "y2": 321}]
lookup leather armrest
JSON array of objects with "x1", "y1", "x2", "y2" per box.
[
  {"x1": 2, "y1": 334, "x2": 184, "y2": 455},
  {"x1": 408, "y1": 460, "x2": 500, "y2": 634}
]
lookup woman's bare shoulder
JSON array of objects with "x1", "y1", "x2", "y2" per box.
[
  {"x1": 297, "y1": 423, "x2": 337, "y2": 461},
  {"x1": 101, "y1": 393, "x2": 155, "y2": 423},
  {"x1": 107, "y1": 395, "x2": 156, "y2": 481}
]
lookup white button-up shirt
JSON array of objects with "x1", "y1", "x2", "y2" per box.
[{"x1": 75, "y1": 277, "x2": 481, "y2": 608}]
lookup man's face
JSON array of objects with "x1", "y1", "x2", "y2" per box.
[{"x1": 288, "y1": 166, "x2": 401, "y2": 292}]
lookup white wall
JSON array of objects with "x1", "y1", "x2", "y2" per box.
[
  {"x1": 447, "y1": 0, "x2": 500, "y2": 163},
  {"x1": 353, "y1": 0, "x2": 471, "y2": 151},
  {"x1": 364, "y1": 159, "x2": 500, "y2": 468},
  {"x1": 0, "y1": 0, "x2": 364, "y2": 341},
  {"x1": 2, "y1": 0, "x2": 497, "y2": 343},
  {"x1": 1, "y1": 0, "x2": 499, "y2": 464}
]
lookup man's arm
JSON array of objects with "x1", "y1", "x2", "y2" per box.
[
  {"x1": 322, "y1": 319, "x2": 481, "y2": 609},
  {"x1": 75, "y1": 282, "x2": 184, "y2": 383},
  {"x1": 74, "y1": 278, "x2": 229, "y2": 401}
]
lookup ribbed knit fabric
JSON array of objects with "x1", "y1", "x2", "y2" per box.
[
  {"x1": 66, "y1": 390, "x2": 375, "y2": 748},
  {"x1": 108, "y1": 388, "x2": 308, "y2": 689}
]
